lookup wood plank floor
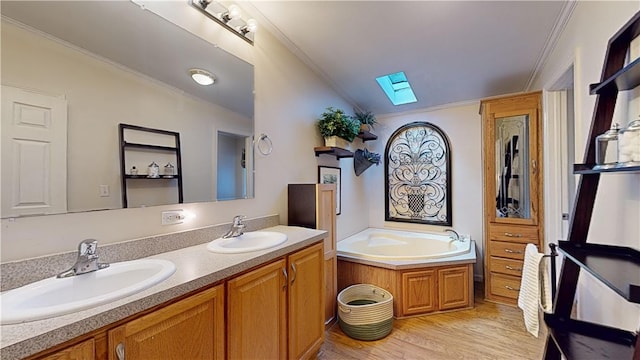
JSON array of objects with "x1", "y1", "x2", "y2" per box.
[{"x1": 318, "y1": 286, "x2": 547, "y2": 360}]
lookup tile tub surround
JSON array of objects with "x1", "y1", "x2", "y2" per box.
[{"x1": 0, "y1": 223, "x2": 326, "y2": 360}]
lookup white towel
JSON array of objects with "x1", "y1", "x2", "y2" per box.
[{"x1": 517, "y1": 243, "x2": 552, "y2": 337}]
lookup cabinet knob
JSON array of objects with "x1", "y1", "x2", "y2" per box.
[
  {"x1": 505, "y1": 285, "x2": 520, "y2": 291},
  {"x1": 505, "y1": 265, "x2": 522, "y2": 272},
  {"x1": 116, "y1": 343, "x2": 125, "y2": 360}
]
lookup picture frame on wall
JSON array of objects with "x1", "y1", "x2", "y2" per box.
[{"x1": 318, "y1": 166, "x2": 341, "y2": 215}]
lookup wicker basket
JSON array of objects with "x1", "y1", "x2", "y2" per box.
[{"x1": 337, "y1": 284, "x2": 393, "y2": 341}]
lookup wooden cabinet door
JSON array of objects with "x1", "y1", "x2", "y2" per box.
[
  {"x1": 316, "y1": 184, "x2": 337, "y2": 325},
  {"x1": 324, "y1": 251, "x2": 337, "y2": 325},
  {"x1": 108, "y1": 284, "x2": 225, "y2": 360},
  {"x1": 288, "y1": 243, "x2": 325, "y2": 360},
  {"x1": 39, "y1": 339, "x2": 95, "y2": 360},
  {"x1": 227, "y1": 259, "x2": 287, "y2": 360},
  {"x1": 438, "y1": 266, "x2": 470, "y2": 310},
  {"x1": 401, "y1": 269, "x2": 437, "y2": 316}
]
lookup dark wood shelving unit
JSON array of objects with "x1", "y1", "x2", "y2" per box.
[
  {"x1": 119, "y1": 123, "x2": 183, "y2": 208},
  {"x1": 590, "y1": 57, "x2": 640, "y2": 94},
  {"x1": 314, "y1": 146, "x2": 354, "y2": 159},
  {"x1": 543, "y1": 11, "x2": 640, "y2": 360},
  {"x1": 573, "y1": 163, "x2": 640, "y2": 174},
  {"x1": 558, "y1": 241, "x2": 640, "y2": 303},
  {"x1": 125, "y1": 175, "x2": 180, "y2": 180},
  {"x1": 121, "y1": 142, "x2": 180, "y2": 152},
  {"x1": 545, "y1": 314, "x2": 637, "y2": 359}
]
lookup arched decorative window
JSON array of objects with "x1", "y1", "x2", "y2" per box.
[{"x1": 385, "y1": 122, "x2": 452, "y2": 225}]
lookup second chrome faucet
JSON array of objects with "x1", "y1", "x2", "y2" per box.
[{"x1": 222, "y1": 215, "x2": 247, "y2": 238}]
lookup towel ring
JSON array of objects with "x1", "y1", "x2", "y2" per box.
[{"x1": 255, "y1": 133, "x2": 273, "y2": 156}]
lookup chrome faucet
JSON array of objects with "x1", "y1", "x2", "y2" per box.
[
  {"x1": 222, "y1": 215, "x2": 247, "y2": 238},
  {"x1": 57, "y1": 239, "x2": 110, "y2": 278},
  {"x1": 444, "y1": 228, "x2": 463, "y2": 242}
]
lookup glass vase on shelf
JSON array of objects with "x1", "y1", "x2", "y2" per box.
[
  {"x1": 163, "y1": 162, "x2": 175, "y2": 178},
  {"x1": 147, "y1": 162, "x2": 160, "y2": 178}
]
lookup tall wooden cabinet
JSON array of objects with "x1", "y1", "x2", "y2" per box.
[
  {"x1": 543, "y1": 12, "x2": 640, "y2": 359},
  {"x1": 481, "y1": 91, "x2": 544, "y2": 305},
  {"x1": 288, "y1": 184, "x2": 337, "y2": 325}
]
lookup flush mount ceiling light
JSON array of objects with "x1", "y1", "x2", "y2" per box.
[
  {"x1": 191, "y1": 0, "x2": 258, "y2": 45},
  {"x1": 189, "y1": 68, "x2": 216, "y2": 86}
]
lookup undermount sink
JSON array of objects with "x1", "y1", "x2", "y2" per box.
[
  {"x1": 207, "y1": 231, "x2": 288, "y2": 254},
  {"x1": 0, "y1": 258, "x2": 176, "y2": 325}
]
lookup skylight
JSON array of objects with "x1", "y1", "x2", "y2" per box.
[{"x1": 376, "y1": 71, "x2": 417, "y2": 106}]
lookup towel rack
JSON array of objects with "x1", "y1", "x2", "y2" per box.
[{"x1": 543, "y1": 243, "x2": 558, "y2": 301}]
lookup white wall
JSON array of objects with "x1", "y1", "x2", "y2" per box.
[
  {"x1": 0, "y1": 3, "x2": 368, "y2": 262},
  {"x1": 531, "y1": 1, "x2": 640, "y2": 331},
  {"x1": 367, "y1": 103, "x2": 484, "y2": 279}
]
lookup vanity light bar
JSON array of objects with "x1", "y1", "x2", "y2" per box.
[{"x1": 190, "y1": 0, "x2": 256, "y2": 45}]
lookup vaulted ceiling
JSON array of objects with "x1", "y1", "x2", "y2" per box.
[{"x1": 248, "y1": 1, "x2": 573, "y2": 115}]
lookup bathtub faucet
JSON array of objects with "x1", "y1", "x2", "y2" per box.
[
  {"x1": 57, "y1": 239, "x2": 110, "y2": 278},
  {"x1": 222, "y1": 215, "x2": 246, "y2": 238},
  {"x1": 444, "y1": 229, "x2": 463, "y2": 242}
]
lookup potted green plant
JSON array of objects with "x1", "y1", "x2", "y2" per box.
[
  {"x1": 317, "y1": 107, "x2": 360, "y2": 149},
  {"x1": 354, "y1": 148, "x2": 381, "y2": 176},
  {"x1": 353, "y1": 109, "x2": 377, "y2": 132}
]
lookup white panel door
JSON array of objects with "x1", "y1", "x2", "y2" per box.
[{"x1": 1, "y1": 85, "x2": 68, "y2": 217}]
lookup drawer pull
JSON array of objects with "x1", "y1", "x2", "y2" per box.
[
  {"x1": 505, "y1": 265, "x2": 522, "y2": 271},
  {"x1": 504, "y1": 249, "x2": 523, "y2": 254},
  {"x1": 116, "y1": 343, "x2": 125, "y2": 360},
  {"x1": 504, "y1": 232, "x2": 522, "y2": 238},
  {"x1": 505, "y1": 285, "x2": 520, "y2": 291},
  {"x1": 282, "y1": 268, "x2": 288, "y2": 291}
]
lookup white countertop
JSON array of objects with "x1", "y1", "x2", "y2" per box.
[{"x1": 0, "y1": 225, "x2": 326, "y2": 360}]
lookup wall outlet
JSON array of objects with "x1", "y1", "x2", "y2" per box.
[
  {"x1": 162, "y1": 210, "x2": 185, "y2": 225},
  {"x1": 99, "y1": 185, "x2": 110, "y2": 197}
]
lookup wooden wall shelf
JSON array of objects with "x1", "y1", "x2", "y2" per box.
[
  {"x1": 314, "y1": 147, "x2": 354, "y2": 159},
  {"x1": 357, "y1": 131, "x2": 378, "y2": 142}
]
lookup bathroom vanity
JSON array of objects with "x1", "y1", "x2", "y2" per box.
[{"x1": 0, "y1": 224, "x2": 326, "y2": 360}]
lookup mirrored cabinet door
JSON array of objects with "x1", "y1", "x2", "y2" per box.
[
  {"x1": 482, "y1": 94, "x2": 542, "y2": 227},
  {"x1": 487, "y1": 108, "x2": 541, "y2": 226}
]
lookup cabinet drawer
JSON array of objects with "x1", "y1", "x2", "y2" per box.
[
  {"x1": 490, "y1": 257, "x2": 524, "y2": 277},
  {"x1": 489, "y1": 273, "x2": 521, "y2": 300},
  {"x1": 489, "y1": 241, "x2": 529, "y2": 260},
  {"x1": 489, "y1": 224, "x2": 539, "y2": 243}
]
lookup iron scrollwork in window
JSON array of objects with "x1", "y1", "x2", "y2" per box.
[{"x1": 385, "y1": 122, "x2": 452, "y2": 225}]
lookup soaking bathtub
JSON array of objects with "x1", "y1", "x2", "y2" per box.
[
  {"x1": 336, "y1": 228, "x2": 477, "y2": 318},
  {"x1": 337, "y1": 228, "x2": 472, "y2": 262}
]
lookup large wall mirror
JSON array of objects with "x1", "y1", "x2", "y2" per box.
[{"x1": 1, "y1": 1, "x2": 255, "y2": 218}]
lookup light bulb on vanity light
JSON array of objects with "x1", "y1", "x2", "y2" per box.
[
  {"x1": 222, "y1": 4, "x2": 241, "y2": 22},
  {"x1": 189, "y1": 69, "x2": 216, "y2": 86},
  {"x1": 241, "y1": 19, "x2": 258, "y2": 35}
]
